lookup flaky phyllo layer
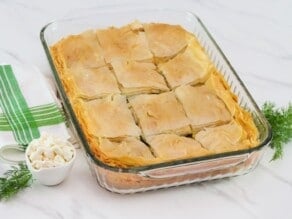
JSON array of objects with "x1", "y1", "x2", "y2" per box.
[{"x1": 51, "y1": 21, "x2": 259, "y2": 167}]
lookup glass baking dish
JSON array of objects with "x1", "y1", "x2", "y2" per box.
[{"x1": 40, "y1": 8, "x2": 272, "y2": 193}]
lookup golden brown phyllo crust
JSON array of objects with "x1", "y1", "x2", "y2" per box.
[{"x1": 50, "y1": 21, "x2": 259, "y2": 167}]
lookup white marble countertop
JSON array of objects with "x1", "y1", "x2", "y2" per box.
[{"x1": 0, "y1": 0, "x2": 291, "y2": 218}]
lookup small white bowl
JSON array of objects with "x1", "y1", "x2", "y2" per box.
[{"x1": 25, "y1": 142, "x2": 76, "y2": 186}]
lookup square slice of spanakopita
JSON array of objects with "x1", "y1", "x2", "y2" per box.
[
  {"x1": 111, "y1": 60, "x2": 168, "y2": 95},
  {"x1": 55, "y1": 30, "x2": 105, "y2": 69},
  {"x1": 129, "y1": 92, "x2": 191, "y2": 137},
  {"x1": 67, "y1": 65, "x2": 120, "y2": 99},
  {"x1": 96, "y1": 24, "x2": 153, "y2": 63},
  {"x1": 81, "y1": 95, "x2": 141, "y2": 139},
  {"x1": 158, "y1": 38, "x2": 211, "y2": 88},
  {"x1": 143, "y1": 23, "x2": 188, "y2": 59},
  {"x1": 194, "y1": 121, "x2": 249, "y2": 153},
  {"x1": 146, "y1": 134, "x2": 210, "y2": 161},
  {"x1": 97, "y1": 137, "x2": 154, "y2": 165},
  {"x1": 175, "y1": 84, "x2": 231, "y2": 130}
]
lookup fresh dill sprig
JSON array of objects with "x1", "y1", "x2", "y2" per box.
[
  {"x1": 0, "y1": 163, "x2": 33, "y2": 201},
  {"x1": 262, "y1": 102, "x2": 292, "y2": 160}
]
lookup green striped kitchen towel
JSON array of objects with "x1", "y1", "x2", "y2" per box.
[{"x1": 0, "y1": 63, "x2": 69, "y2": 147}]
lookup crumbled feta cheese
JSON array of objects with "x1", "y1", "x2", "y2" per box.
[{"x1": 27, "y1": 132, "x2": 74, "y2": 170}]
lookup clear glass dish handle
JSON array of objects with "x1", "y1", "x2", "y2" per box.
[{"x1": 139, "y1": 154, "x2": 249, "y2": 179}]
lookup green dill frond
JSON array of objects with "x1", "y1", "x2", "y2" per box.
[
  {"x1": 0, "y1": 163, "x2": 33, "y2": 201},
  {"x1": 262, "y1": 102, "x2": 292, "y2": 160}
]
